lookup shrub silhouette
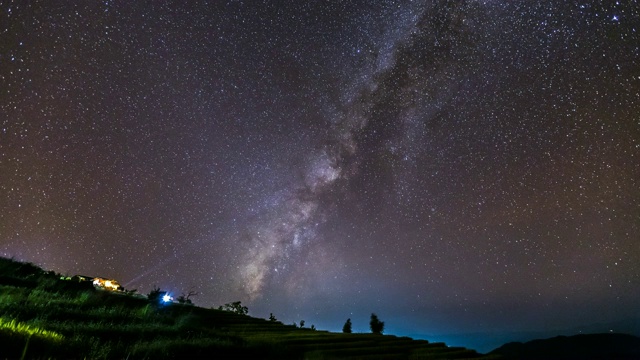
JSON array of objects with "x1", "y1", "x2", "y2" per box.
[
  {"x1": 147, "y1": 287, "x2": 170, "y2": 304},
  {"x1": 176, "y1": 295, "x2": 192, "y2": 305},
  {"x1": 147, "y1": 287, "x2": 162, "y2": 301}
]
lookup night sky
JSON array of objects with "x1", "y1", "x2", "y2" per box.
[{"x1": 1, "y1": 0, "x2": 639, "y2": 351}]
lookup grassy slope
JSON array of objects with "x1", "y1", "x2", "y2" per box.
[{"x1": 0, "y1": 257, "x2": 493, "y2": 359}]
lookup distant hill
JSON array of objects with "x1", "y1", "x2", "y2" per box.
[
  {"x1": 412, "y1": 318, "x2": 640, "y2": 354},
  {"x1": 563, "y1": 319, "x2": 640, "y2": 338},
  {"x1": 0, "y1": 256, "x2": 486, "y2": 359},
  {"x1": 489, "y1": 333, "x2": 640, "y2": 360}
]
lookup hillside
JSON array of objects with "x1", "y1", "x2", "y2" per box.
[{"x1": 0, "y1": 257, "x2": 487, "y2": 359}]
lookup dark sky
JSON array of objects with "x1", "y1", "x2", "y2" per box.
[{"x1": 1, "y1": 0, "x2": 639, "y2": 351}]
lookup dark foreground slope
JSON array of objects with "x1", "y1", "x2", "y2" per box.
[
  {"x1": 489, "y1": 333, "x2": 640, "y2": 360},
  {"x1": 0, "y1": 257, "x2": 486, "y2": 359}
]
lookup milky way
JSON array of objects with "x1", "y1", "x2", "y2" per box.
[{"x1": 1, "y1": 0, "x2": 639, "y2": 352}]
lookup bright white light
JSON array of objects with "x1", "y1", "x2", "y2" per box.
[{"x1": 162, "y1": 294, "x2": 172, "y2": 303}]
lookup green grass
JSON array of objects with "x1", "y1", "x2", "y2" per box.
[
  {"x1": 0, "y1": 256, "x2": 491, "y2": 359},
  {"x1": 0, "y1": 317, "x2": 64, "y2": 341},
  {"x1": 0, "y1": 316, "x2": 66, "y2": 359}
]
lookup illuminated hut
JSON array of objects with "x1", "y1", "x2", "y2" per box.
[{"x1": 92, "y1": 277, "x2": 123, "y2": 291}]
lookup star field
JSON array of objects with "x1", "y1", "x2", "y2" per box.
[{"x1": 1, "y1": 0, "x2": 639, "y2": 351}]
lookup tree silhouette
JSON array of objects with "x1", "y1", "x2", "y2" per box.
[
  {"x1": 300, "y1": 320, "x2": 305, "y2": 328},
  {"x1": 369, "y1": 313, "x2": 384, "y2": 335},
  {"x1": 177, "y1": 289, "x2": 198, "y2": 305},
  {"x1": 269, "y1": 313, "x2": 277, "y2": 322},
  {"x1": 218, "y1": 301, "x2": 248, "y2": 315},
  {"x1": 342, "y1": 318, "x2": 352, "y2": 333}
]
